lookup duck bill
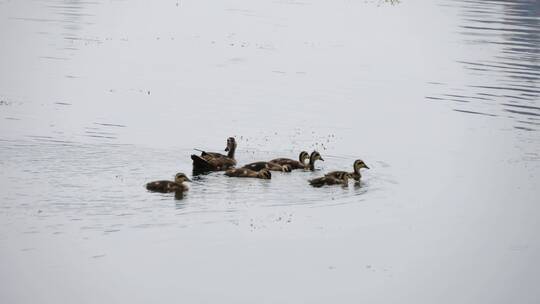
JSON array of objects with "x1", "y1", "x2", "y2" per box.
[
  {"x1": 364, "y1": 165, "x2": 370, "y2": 169},
  {"x1": 320, "y1": 157, "x2": 325, "y2": 161},
  {"x1": 224, "y1": 147, "x2": 229, "y2": 152},
  {"x1": 185, "y1": 177, "x2": 192, "y2": 182}
]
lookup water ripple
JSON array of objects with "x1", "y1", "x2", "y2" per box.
[
  {"x1": 0, "y1": 140, "x2": 386, "y2": 233},
  {"x1": 429, "y1": 0, "x2": 539, "y2": 131}
]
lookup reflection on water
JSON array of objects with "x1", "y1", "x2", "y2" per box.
[{"x1": 427, "y1": 0, "x2": 539, "y2": 131}]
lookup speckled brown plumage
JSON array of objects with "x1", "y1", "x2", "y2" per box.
[
  {"x1": 325, "y1": 159, "x2": 369, "y2": 182},
  {"x1": 309, "y1": 174, "x2": 349, "y2": 187},
  {"x1": 242, "y1": 161, "x2": 291, "y2": 172},
  {"x1": 225, "y1": 168, "x2": 272, "y2": 179},
  {"x1": 146, "y1": 173, "x2": 191, "y2": 193},
  {"x1": 269, "y1": 151, "x2": 309, "y2": 170}
]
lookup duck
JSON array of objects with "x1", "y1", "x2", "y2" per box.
[
  {"x1": 191, "y1": 137, "x2": 237, "y2": 172},
  {"x1": 242, "y1": 161, "x2": 292, "y2": 172},
  {"x1": 309, "y1": 174, "x2": 349, "y2": 187},
  {"x1": 306, "y1": 150, "x2": 324, "y2": 170},
  {"x1": 269, "y1": 151, "x2": 309, "y2": 170},
  {"x1": 146, "y1": 172, "x2": 191, "y2": 193},
  {"x1": 324, "y1": 159, "x2": 370, "y2": 182},
  {"x1": 225, "y1": 168, "x2": 272, "y2": 179}
]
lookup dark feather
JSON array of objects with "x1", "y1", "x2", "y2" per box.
[
  {"x1": 309, "y1": 176, "x2": 347, "y2": 187},
  {"x1": 269, "y1": 158, "x2": 305, "y2": 169},
  {"x1": 191, "y1": 154, "x2": 213, "y2": 170},
  {"x1": 146, "y1": 180, "x2": 186, "y2": 193},
  {"x1": 242, "y1": 161, "x2": 268, "y2": 171}
]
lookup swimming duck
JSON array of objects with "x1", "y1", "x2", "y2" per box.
[
  {"x1": 309, "y1": 174, "x2": 349, "y2": 187},
  {"x1": 242, "y1": 161, "x2": 292, "y2": 172},
  {"x1": 225, "y1": 168, "x2": 272, "y2": 179},
  {"x1": 268, "y1": 151, "x2": 309, "y2": 170},
  {"x1": 191, "y1": 137, "x2": 237, "y2": 172},
  {"x1": 307, "y1": 150, "x2": 324, "y2": 170},
  {"x1": 146, "y1": 172, "x2": 191, "y2": 193},
  {"x1": 324, "y1": 159, "x2": 369, "y2": 182}
]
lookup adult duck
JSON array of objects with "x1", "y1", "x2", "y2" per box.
[{"x1": 191, "y1": 137, "x2": 237, "y2": 172}]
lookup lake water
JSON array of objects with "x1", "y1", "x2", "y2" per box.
[{"x1": 1, "y1": 0, "x2": 539, "y2": 303}]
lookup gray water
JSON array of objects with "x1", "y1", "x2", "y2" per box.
[{"x1": 0, "y1": 0, "x2": 539, "y2": 303}]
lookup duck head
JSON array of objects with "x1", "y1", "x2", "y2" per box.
[
  {"x1": 224, "y1": 137, "x2": 237, "y2": 158},
  {"x1": 308, "y1": 151, "x2": 324, "y2": 170},
  {"x1": 353, "y1": 159, "x2": 370, "y2": 173},
  {"x1": 299, "y1": 151, "x2": 310, "y2": 164},
  {"x1": 224, "y1": 137, "x2": 236, "y2": 151},
  {"x1": 174, "y1": 172, "x2": 192, "y2": 183},
  {"x1": 310, "y1": 151, "x2": 324, "y2": 162}
]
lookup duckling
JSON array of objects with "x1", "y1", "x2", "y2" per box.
[
  {"x1": 242, "y1": 161, "x2": 292, "y2": 172},
  {"x1": 269, "y1": 151, "x2": 309, "y2": 170},
  {"x1": 191, "y1": 137, "x2": 237, "y2": 172},
  {"x1": 307, "y1": 150, "x2": 324, "y2": 170},
  {"x1": 225, "y1": 168, "x2": 272, "y2": 179},
  {"x1": 309, "y1": 174, "x2": 349, "y2": 187},
  {"x1": 146, "y1": 172, "x2": 191, "y2": 193},
  {"x1": 324, "y1": 159, "x2": 370, "y2": 182}
]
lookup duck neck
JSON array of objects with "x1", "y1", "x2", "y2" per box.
[
  {"x1": 227, "y1": 145, "x2": 236, "y2": 159},
  {"x1": 308, "y1": 158, "x2": 316, "y2": 170},
  {"x1": 350, "y1": 170, "x2": 361, "y2": 181}
]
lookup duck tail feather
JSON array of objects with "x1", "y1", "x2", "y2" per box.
[{"x1": 191, "y1": 154, "x2": 212, "y2": 170}]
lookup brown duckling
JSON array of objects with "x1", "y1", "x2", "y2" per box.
[
  {"x1": 146, "y1": 173, "x2": 191, "y2": 193},
  {"x1": 307, "y1": 150, "x2": 324, "y2": 170},
  {"x1": 309, "y1": 174, "x2": 349, "y2": 187},
  {"x1": 242, "y1": 161, "x2": 292, "y2": 172},
  {"x1": 225, "y1": 168, "x2": 272, "y2": 179},
  {"x1": 191, "y1": 137, "x2": 237, "y2": 172},
  {"x1": 325, "y1": 159, "x2": 370, "y2": 182},
  {"x1": 269, "y1": 151, "x2": 309, "y2": 170}
]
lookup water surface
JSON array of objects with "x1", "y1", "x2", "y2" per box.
[{"x1": 0, "y1": 1, "x2": 539, "y2": 303}]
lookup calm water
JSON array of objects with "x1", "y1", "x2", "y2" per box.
[{"x1": 1, "y1": 1, "x2": 539, "y2": 303}]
